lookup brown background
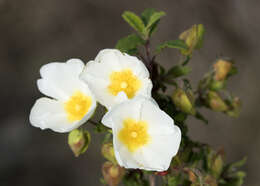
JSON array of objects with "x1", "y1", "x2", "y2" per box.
[{"x1": 0, "y1": 0, "x2": 259, "y2": 185}]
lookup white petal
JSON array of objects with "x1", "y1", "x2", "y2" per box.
[
  {"x1": 138, "y1": 78, "x2": 153, "y2": 98},
  {"x1": 30, "y1": 97, "x2": 96, "y2": 133},
  {"x1": 38, "y1": 59, "x2": 87, "y2": 100},
  {"x1": 135, "y1": 125, "x2": 181, "y2": 171},
  {"x1": 120, "y1": 53, "x2": 150, "y2": 78},
  {"x1": 101, "y1": 97, "x2": 145, "y2": 128},
  {"x1": 80, "y1": 73, "x2": 115, "y2": 108},
  {"x1": 80, "y1": 49, "x2": 152, "y2": 109},
  {"x1": 113, "y1": 136, "x2": 140, "y2": 169},
  {"x1": 114, "y1": 91, "x2": 128, "y2": 105},
  {"x1": 110, "y1": 97, "x2": 181, "y2": 171}
]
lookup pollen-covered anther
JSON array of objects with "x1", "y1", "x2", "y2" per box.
[
  {"x1": 108, "y1": 69, "x2": 141, "y2": 99},
  {"x1": 118, "y1": 118, "x2": 150, "y2": 153},
  {"x1": 120, "y1": 82, "x2": 128, "y2": 89},
  {"x1": 131, "y1": 131, "x2": 137, "y2": 138},
  {"x1": 64, "y1": 91, "x2": 92, "y2": 122}
]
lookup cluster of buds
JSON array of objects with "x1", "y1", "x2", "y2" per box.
[
  {"x1": 195, "y1": 58, "x2": 241, "y2": 117},
  {"x1": 101, "y1": 143, "x2": 125, "y2": 186}
]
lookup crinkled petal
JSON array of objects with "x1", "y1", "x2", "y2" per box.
[
  {"x1": 80, "y1": 49, "x2": 152, "y2": 109},
  {"x1": 30, "y1": 97, "x2": 96, "y2": 133},
  {"x1": 101, "y1": 97, "x2": 144, "y2": 128},
  {"x1": 38, "y1": 59, "x2": 87, "y2": 101},
  {"x1": 110, "y1": 97, "x2": 181, "y2": 171}
]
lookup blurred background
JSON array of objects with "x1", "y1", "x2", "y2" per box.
[{"x1": 0, "y1": 0, "x2": 259, "y2": 185}]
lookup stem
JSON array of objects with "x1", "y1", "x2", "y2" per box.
[
  {"x1": 88, "y1": 120, "x2": 99, "y2": 126},
  {"x1": 144, "y1": 40, "x2": 153, "y2": 74},
  {"x1": 149, "y1": 174, "x2": 156, "y2": 186}
]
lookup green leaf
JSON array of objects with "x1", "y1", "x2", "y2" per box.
[
  {"x1": 194, "y1": 111, "x2": 208, "y2": 124},
  {"x1": 227, "y1": 66, "x2": 238, "y2": 77},
  {"x1": 167, "y1": 175, "x2": 182, "y2": 186},
  {"x1": 141, "y1": 8, "x2": 156, "y2": 25},
  {"x1": 167, "y1": 65, "x2": 191, "y2": 78},
  {"x1": 115, "y1": 34, "x2": 145, "y2": 54},
  {"x1": 229, "y1": 157, "x2": 247, "y2": 169},
  {"x1": 122, "y1": 11, "x2": 145, "y2": 35},
  {"x1": 194, "y1": 24, "x2": 205, "y2": 49},
  {"x1": 123, "y1": 172, "x2": 149, "y2": 186},
  {"x1": 156, "y1": 40, "x2": 189, "y2": 53},
  {"x1": 146, "y1": 11, "x2": 166, "y2": 28},
  {"x1": 148, "y1": 19, "x2": 160, "y2": 36},
  {"x1": 174, "y1": 112, "x2": 188, "y2": 123},
  {"x1": 141, "y1": 9, "x2": 165, "y2": 37}
]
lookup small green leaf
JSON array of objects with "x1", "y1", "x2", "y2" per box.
[
  {"x1": 167, "y1": 175, "x2": 182, "y2": 186},
  {"x1": 195, "y1": 111, "x2": 208, "y2": 124},
  {"x1": 156, "y1": 40, "x2": 189, "y2": 53},
  {"x1": 141, "y1": 8, "x2": 156, "y2": 25},
  {"x1": 174, "y1": 112, "x2": 188, "y2": 123},
  {"x1": 115, "y1": 34, "x2": 145, "y2": 54},
  {"x1": 146, "y1": 11, "x2": 166, "y2": 28},
  {"x1": 122, "y1": 11, "x2": 145, "y2": 35},
  {"x1": 194, "y1": 24, "x2": 205, "y2": 49},
  {"x1": 167, "y1": 65, "x2": 191, "y2": 78},
  {"x1": 227, "y1": 66, "x2": 238, "y2": 77},
  {"x1": 141, "y1": 9, "x2": 165, "y2": 37},
  {"x1": 229, "y1": 157, "x2": 247, "y2": 169},
  {"x1": 148, "y1": 19, "x2": 160, "y2": 36}
]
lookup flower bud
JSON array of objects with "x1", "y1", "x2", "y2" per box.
[
  {"x1": 68, "y1": 129, "x2": 90, "y2": 157},
  {"x1": 204, "y1": 175, "x2": 217, "y2": 186},
  {"x1": 209, "y1": 80, "x2": 226, "y2": 91},
  {"x1": 188, "y1": 170, "x2": 197, "y2": 183},
  {"x1": 101, "y1": 142, "x2": 117, "y2": 164},
  {"x1": 207, "y1": 148, "x2": 224, "y2": 178},
  {"x1": 102, "y1": 161, "x2": 125, "y2": 186},
  {"x1": 214, "y1": 59, "x2": 232, "y2": 81},
  {"x1": 212, "y1": 155, "x2": 223, "y2": 178},
  {"x1": 179, "y1": 24, "x2": 205, "y2": 55},
  {"x1": 227, "y1": 97, "x2": 241, "y2": 117},
  {"x1": 172, "y1": 88, "x2": 196, "y2": 115},
  {"x1": 207, "y1": 91, "x2": 228, "y2": 112}
]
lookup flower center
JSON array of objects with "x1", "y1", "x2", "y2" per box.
[
  {"x1": 118, "y1": 118, "x2": 150, "y2": 153},
  {"x1": 64, "y1": 91, "x2": 92, "y2": 122},
  {"x1": 108, "y1": 69, "x2": 141, "y2": 99}
]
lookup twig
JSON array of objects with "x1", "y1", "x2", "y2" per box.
[
  {"x1": 88, "y1": 120, "x2": 99, "y2": 126},
  {"x1": 149, "y1": 174, "x2": 156, "y2": 186}
]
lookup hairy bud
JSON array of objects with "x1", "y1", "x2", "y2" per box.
[
  {"x1": 179, "y1": 24, "x2": 205, "y2": 55},
  {"x1": 172, "y1": 88, "x2": 196, "y2": 115},
  {"x1": 227, "y1": 97, "x2": 242, "y2": 117},
  {"x1": 207, "y1": 91, "x2": 228, "y2": 112},
  {"x1": 214, "y1": 59, "x2": 232, "y2": 81},
  {"x1": 68, "y1": 129, "x2": 90, "y2": 157},
  {"x1": 207, "y1": 148, "x2": 225, "y2": 178},
  {"x1": 102, "y1": 142, "x2": 117, "y2": 164},
  {"x1": 102, "y1": 161, "x2": 125, "y2": 186},
  {"x1": 204, "y1": 175, "x2": 217, "y2": 186}
]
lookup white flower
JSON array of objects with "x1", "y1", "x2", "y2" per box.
[
  {"x1": 102, "y1": 96, "x2": 181, "y2": 171},
  {"x1": 80, "y1": 49, "x2": 152, "y2": 109},
  {"x1": 30, "y1": 59, "x2": 96, "y2": 133}
]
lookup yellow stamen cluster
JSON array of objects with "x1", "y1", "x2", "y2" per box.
[
  {"x1": 108, "y1": 69, "x2": 141, "y2": 99},
  {"x1": 64, "y1": 91, "x2": 92, "y2": 122},
  {"x1": 118, "y1": 118, "x2": 150, "y2": 153}
]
